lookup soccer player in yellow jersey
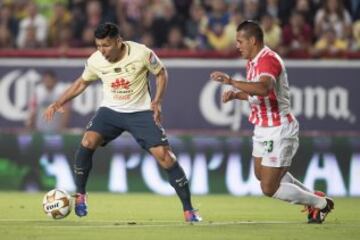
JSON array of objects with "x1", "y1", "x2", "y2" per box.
[{"x1": 43, "y1": 22, "x2": 202, "y2": 222}]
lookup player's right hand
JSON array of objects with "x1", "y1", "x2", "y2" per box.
[
  {"x1": 222, "y1": 91, "x2": 237, "y2": 103},
  {"x1": 210, "y1": 71, "x2": 231, "y2": 85},
  {"x1": 43, "y1": 102, "x2": 64, "y2": 122}
]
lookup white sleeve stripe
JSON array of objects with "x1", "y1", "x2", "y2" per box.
[{"x1": 258, "y1": 73, "x2": 276, "y2": 83}]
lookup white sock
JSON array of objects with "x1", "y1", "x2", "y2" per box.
[
  {"x1": 281, "y1": 172, "x2": 312, "y2": 193},
  {"x1": 272, "y1": 182, "x2": 327, "y2": 209}
]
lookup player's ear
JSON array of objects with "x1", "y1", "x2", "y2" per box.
[
  {"x1": 116, "y1": 37, "x2": 123, "y2": 47},
  {"x1": 250, "y1": 36, "x2": 256, "y2": 46}
]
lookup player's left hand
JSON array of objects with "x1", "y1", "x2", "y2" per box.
[
  {"x1": 43, "y1": 102, "x2": 64, "y2": 122},
  {"x1": 210, "y1": 71, "x2": 232, "y2": 84},
  {"x1": 151, "y1": 101, "x2": 162, "y2": 125},
  {"x1": 222, "y1": 90, "x2": 237, "y2": 103}
]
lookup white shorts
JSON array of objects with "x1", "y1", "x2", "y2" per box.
[{"x1": 252, "y1": 119, "x2": 299, "y2": 167}]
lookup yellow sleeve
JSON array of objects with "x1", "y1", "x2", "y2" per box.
[
  {"x1": 144, "y1": 49, "x2": 164, "y2": 75},
  {"x1": 81, "y1": 60, "x2": 99, "y2": 81}
]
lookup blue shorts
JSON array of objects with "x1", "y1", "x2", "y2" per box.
[{"x1": 86, "y1": 107, "x2": 169, "y2": 150}]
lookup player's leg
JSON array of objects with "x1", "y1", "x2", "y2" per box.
[
  {"x1": 281, "y1": 171, "x2": 312, "y2": 192},
  {"x1": 73, "y1": 130, "x2": 103, "y2": 217},
  {"x1": 254, "y1": 120, "x2": 334, "y2": 223},
  {"x1": 74, "y1": 107, "x2": 123, "y2": 217},
  {"x1": 74, "y1": 131, "x2": 103, "y2": 194},
  {"x1": 127, "y1": 111, "x2": 201, "y2": 222},
  {"x1": 149, "y1": 145, "x2": 202, "y2": 222},
  {"x1": 256, "y1": 158, "x2": 333, "y2": 223},
  {"x1": 256, "y1": 159, "x2": 323, "y2": 205}
]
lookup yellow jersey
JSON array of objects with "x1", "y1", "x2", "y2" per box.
[{"x1": 82, "y1": 41, "x2": 164, "y2": 112}]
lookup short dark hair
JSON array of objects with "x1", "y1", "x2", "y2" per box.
[
  {"x1": 236, "y1": 20, "x2": 264, "y2": 44},
  {"x1": 94, "y1": 22, "x2": 120, "y2": 39}
]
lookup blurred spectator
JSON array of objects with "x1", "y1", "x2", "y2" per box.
[
  {"x1": 139, "y1": 9, "x2": 155, "y2": 34},
  {"x1": 312, "y1": 27, "x2": 348, "y2": 57},
  {"x1": 347, "y1": 0, "x2": 360, "y2": 20},
  {"x1": 350, "y1": 20, "x2": 360, "y2": 51},
  {"x1": 293, "y1": 0, "x2": 317, "y2": 26},
  {"x1": 228, "y1": 0, "x2": 242, "y2": 13},
  {"x1": 56, "y1": 26, "x2": 80, "y2": 52},
  {"x1": 0, "y1": 4, "x2": 19, "y2": 40},
  {"x1": 12, "y1": 0, "x2": 29, "y2": 20},
  {"x1": 0, "y1": 25, "x2": 14, "y2": 48},
  {"x1": 314, "y1": 0, "x2": 352, "y2": 40},
  {"x1": 0, "y1": 0, "x2": 359, "y2": 57},
  {"x1": 201, "y1": 0, "x2": 230, "y2": 35},
  {"x1": 184, "y1": 2, "x2": 206, "y2": 49},
  {"x1": 26, "y1": 70, "x2": 70, "y2": 134},
  {"x1": 139, "y1": 31, "x2": 155, "y2": 48},
  {"x1": 80, "y1": 26, "x2": 95, "y2": 47},
  {"x1": 47, "y1": 2, "x2": 73, "y2": 47},
  {"x1": 34, "y1": 0, "x2": 69, "y2": 19},
  {"x1": 22, "y1": 24, "x2": 43, "y2": 48},
  {"x1": 202, "y1": 23, "x2": 235, "y2": 51},
  {"x1": 281, "y1": 10, "x2": 313, "y2": 56},
  {"x1": 260, "y1": 13, "x2": 282, "y2": 50},
  {"x1": 241, "y1": 0, "x2": 261, "y2": 21},
  {"x1": 173, "y1": 0, "x2": 192, "y2": 21},
  {"x1": 120, "y1": 21, "x2": 138, "y2": 42},
  {"x1": 267, "y1": 0, "x2": 296, "y2": 25},
  {"x1": 151, "y1": 0, "x2": 183, "y2": 48},
  {"x1": 73, "y1": 0, "x2": 104, "y2": 42},
  {"x1": 260, "y1": 0, "x2": 281, "y2": 20},
  {"x1": 200, "y1": 0, "x2": 233, "y2": 50},
  {"x1": 110, "y1": 0, "x2": 146, "y2": 26},
  {"x1": 215, "y1": 10, "x2": 244, "y2": 51},
  {"x1": 164, "y1": 25, "x2": 187, "y2": 49},
  {"x1": 16, "y1": 1, "x2": 47, "y2": 48}
]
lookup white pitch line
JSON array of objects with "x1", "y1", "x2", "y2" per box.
[{"x1": 0, "y1": 219, "x2": 300, "y2": 229}]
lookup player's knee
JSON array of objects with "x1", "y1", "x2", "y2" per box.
[
  {"x1": 260, "y1": 182, "x2": 277, "y2": 197},
  {"x1": 151, "y1": 147, "x2": 176, "y2": 168},
  {"x1": 160, "y1": 153, "x2": 176, "y2": 168},
  {"x1": 81, "y1": 138, "x2": 97, "y2": 149}
]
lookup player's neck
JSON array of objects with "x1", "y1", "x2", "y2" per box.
[
  {"x1": 113, "y1": 43, "x2": 127, "y2": 62},
  {"x1": 249, "y1": 44, "x2": 264, "y2": 60}
]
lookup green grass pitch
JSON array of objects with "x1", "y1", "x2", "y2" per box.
[{"x1": 0, "y1": 192, "x2": 359, "y2": 240}]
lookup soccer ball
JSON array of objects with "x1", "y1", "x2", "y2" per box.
[{"x1": 42, "y1": 189, "x2": 72, "y2": 219}]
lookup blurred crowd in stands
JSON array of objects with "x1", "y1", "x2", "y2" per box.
[{"x1": 0, "y1": 0, "x2": 359, "y2": 58}]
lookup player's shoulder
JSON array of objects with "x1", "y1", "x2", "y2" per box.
[
  {"x1": 87, "y1": 51, "x2": 105, "y2": 66},
  {"x1": 126, "y1": 41, "x2": 146, "y2": 49},
  {"x1": 259, "y1": 47, "x2": 283, "y2": 65},
  {"x1": 126, "y1": 41, "x2": 151, "y2": 55}
]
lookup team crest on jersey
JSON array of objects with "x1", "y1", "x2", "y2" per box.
[
  {"x1": 149, "y1": 52, "x2": 158, "y2": 66},
  {"x1": 124, "y1": 63, "x2": 136, "y2": 74},
  {"x1": 111, "y1": 78, "x2": 130, "y2": 90}
]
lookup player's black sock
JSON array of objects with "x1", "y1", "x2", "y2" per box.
[
  {"x1": 74, "y1": 145, "x2": 94, "y2": 194},
  {"x1": 166, "y1": 161, "x2": 193, "y2": 211}
]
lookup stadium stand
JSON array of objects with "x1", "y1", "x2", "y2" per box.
[{"x1": 0, "y1": 0, "x2": 359, "y2": 59}]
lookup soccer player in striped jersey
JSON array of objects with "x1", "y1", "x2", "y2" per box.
[
  {"x1": 211, "y1": 20, "x2": 334, "y2": 224},
  {"x1": 43, "y1": 22, "x2": 201, "y2": 222}
]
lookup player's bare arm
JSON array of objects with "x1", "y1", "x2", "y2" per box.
[
  {"x1": 222, "y1": 90, "x2": 249, "y2": 103},
  {"x1": 43, "y1": 77, "x2": 92, "y2": 122},
  {"x1": 211, "y1": 71, "x2": 274, "y2": 96},
  {"x1": 151, "y1": 68, "x2": 168, "y2": 125}
]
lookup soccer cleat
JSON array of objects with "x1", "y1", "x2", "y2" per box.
[
  {"x1": 184, "y1": 209, "x2": 202, "y2": 222},
  {"x1": 308, "y1": 194, "x2": 335, "y2": 224},
  {"x1": 74, "y1": 193, "x2": 88, "y2": 217},
  {"x1": 302, "y1": 191, "x2": 325, "y2": 221}
]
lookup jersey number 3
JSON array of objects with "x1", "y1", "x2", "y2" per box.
[{"x1": 264, "y1": 140, "x2": 274, "y2": 153}]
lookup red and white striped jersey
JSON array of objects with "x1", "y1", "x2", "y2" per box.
[{"x1": 246, "y1": 46, "x2": 294, "y2": 127}]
